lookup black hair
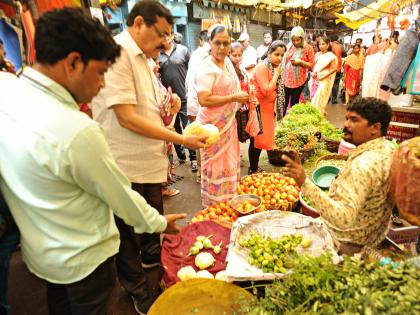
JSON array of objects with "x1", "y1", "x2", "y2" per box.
[
  {"x1": 319, "y1": 36, "x2": 332, "y2": 52},
  {"x1": 260, "y1": 40, "x2": 287, "y2": 61},
  {"x1": 391, "y1": 31, "x2": 399, "y2": 44},
  {"x1": 353, "y1": 43, "x2": 361, "y2": 50},
  {"x1": 35, "y1": 8, "x2": 120, "y2": 66},
  {"x1": 126, "y1": 0, "x2": 173, "y2": 27},
  {"x1": 347, "y1": 97, "x2": 392, "y2": 136},
  {"x1": 210, "y1": 25, "x2": 227, "y2": 41},
  {"x1": 263, "y1": 31, "x2": 272, "y2": 37},
  {"x1": 356, "y1": 38, "x2": 363, "y2": 43},
  {"x1": 199, "y1": 30, "x2": 208, "y2": 42},
  {"x1": 329, "y1": 34, "x2": 338, "y2": 42}
]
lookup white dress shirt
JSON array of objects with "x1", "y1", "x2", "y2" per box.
[
  {"x1": 92, "y1": 30, "x2": 167, "y2": 184},
  {"x1": 185, "y1": 42, "x2": 210, "y2": 116}
]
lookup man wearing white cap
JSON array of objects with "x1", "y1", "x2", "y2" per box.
[{"x1": 238, "y1": 32, "x2": 257, "y2": 76}]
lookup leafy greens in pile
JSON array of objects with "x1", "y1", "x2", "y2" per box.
[
  {"x1": 275, "y1": 103, "x2": 344, "y2": 151},
  {"x1": 238, "y1": 253, "x2": 420, "y2": 315}
]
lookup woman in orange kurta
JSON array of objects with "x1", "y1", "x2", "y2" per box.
[{"x1": 248, "y1": 40, "x2": 287, "y2": 174}]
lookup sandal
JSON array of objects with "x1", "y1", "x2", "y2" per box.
[{"x1": 162, "y1": 187, "x2": 180, "y2": 197}]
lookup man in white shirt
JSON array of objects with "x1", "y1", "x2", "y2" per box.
[
  {"x1": 257, "y1": 31, "x2": 272, "y2": 61},
  {"x1": 91, "y1": 1, "x2": 206, "y2": 314},
  {"x1": 238, "y1": 32, "x2": 258, "y2": 76},
  {"x1": 0, "y1": 8, "x2": 186, "y2": 315}
]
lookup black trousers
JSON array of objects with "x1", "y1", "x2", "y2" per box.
[
  {"x1": 331, "y1": 73, "x2": 342, "y2": 103},
  {"x1": 174, "y1": 112, "x2": 196, "y2": 161},
  {"x1": 114, "y1": 183, "x2": 163, "y2": 304},
  {"x1": 248, "y1": 138, "x2": 262, "y2": 172},
  {"x1": 284, "y1": 84, "x2": 305, "y2": 116},
  {"x1": 47, "y1": 256, "x2": 116, "y2": 315}
]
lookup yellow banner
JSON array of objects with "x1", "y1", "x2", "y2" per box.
[{"x1": 334, "y1": 0, "x2": 416, "y2": 30}]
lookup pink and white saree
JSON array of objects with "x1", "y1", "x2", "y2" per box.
[{"x1": 196, "y1": 57, "x2": 241, "y2": 207}]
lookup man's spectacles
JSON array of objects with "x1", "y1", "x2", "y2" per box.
[
  {"x1": 212, "y1": 41, "x2": 231, "y2": 48},
  {"x1": 152, "y1": 24, "x2": 171, "y2": 41}
]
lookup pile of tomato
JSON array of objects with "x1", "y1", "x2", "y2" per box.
[
  {"x1": 191, "y1": 201, "x2": 240, "y2": 225},
  {"x1": 238, "y1": 173, "x2": 300, "y2": 210}
]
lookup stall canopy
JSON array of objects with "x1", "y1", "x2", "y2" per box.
[{"x1": 334, "y1": 0, "x2": 417, "y2": 30}]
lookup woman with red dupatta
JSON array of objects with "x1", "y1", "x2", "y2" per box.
[{"x1": 343, "y1": 44, "x2": 365, "y2": 105}]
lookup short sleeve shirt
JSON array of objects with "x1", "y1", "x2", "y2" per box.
[{"x1": 92, "y1": 30, "x2": 167, "y2": 184}]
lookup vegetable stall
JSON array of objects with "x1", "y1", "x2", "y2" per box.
[{"x1": 151, "y1": 105, "x2": 419, "y2": 314}]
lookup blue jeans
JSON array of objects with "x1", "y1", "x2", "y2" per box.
[{"x1": 0, "y1": 231, "x2": 19, "y2": 315}]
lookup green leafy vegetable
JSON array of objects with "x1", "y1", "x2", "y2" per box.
[{"x1": 239, "y1": 253, "x2": 420, "y2": 314}]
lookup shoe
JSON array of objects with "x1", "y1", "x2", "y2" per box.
[
  {"x1": 191, "y1": 160, "x2": 198, "y2": 172},
  {"x1": 162, "y1": 187, "x2": 180, "y2": 197},
  {"x1": 131, "y1": 296, "x2": 154, "y2": 315}
]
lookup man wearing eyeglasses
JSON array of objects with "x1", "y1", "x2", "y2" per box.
[{"x1": 91, "y1": 1, "x2": 206, "y2": 314}]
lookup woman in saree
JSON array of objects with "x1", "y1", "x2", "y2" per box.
[
  {"x1": 196, "y1": 26, "x2": 249, "y2": 207},
  {"x1": 283, "y1": 26, "x2": 315, "y2": 115},
  {"x1": 309, "y1": 36, "x2": 337, "y2": 116},
  {"x1": 343, "y1": 44, "x2": 365, "y2": 105},
  {"x1": 249, "y1": 40, "x2": 287, "y2": 174}
]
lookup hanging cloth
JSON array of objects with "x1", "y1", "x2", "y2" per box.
[
  {"x1": 0, "y1": 19, "x2": 22, "y2": 71},
  {"x1": 401, "y1": 44, "x2": 420, "y2": 95},
  {"x1": 21, "y1": 10, "x2": 35, "y2": 65}
]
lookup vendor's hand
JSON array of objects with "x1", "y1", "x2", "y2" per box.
[
  {"x1": 170, "y1": 93, "x2": 181, "y2": 115},
  {"x1": 183, "y1": 134, "x2": 207, "y2": 149},
  {"x1": 233, "y1": 91, "x2": 249, "y2": 103},
  {"x1": 281, "y1": 151, "x2": 306, "y2": 187},
  {"x1": 164, "y1": 213, "x2": 188, "y2": 234}
]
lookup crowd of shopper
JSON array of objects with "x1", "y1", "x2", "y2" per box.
[{"x1": 0, "y1": 2, "x2": 408, "y2": 314}]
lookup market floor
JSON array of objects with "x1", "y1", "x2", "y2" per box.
[{"x1": 7, "y1": 104, "x2": 347, "y2": 315}]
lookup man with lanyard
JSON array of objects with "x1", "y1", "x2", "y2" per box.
[
  {"x1": 159, "y1": 31, "x2": 198, "y2": 171},
  {"x1": 283, "y1": 98, "x2": 395, "y2": 255},
  {"x1": 91, "y1": 1, "x2": 206, "y2": 313},
  {"x1": 0, "y1": 8, "x2": 186, "y2": 315}
]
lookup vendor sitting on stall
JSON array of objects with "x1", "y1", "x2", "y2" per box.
[{"x1": 283, "y1": 97, "x2": 395, "y2": 255}]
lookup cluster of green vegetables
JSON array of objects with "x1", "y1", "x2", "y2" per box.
[
  {"x1": 275, "y1": 103, "x2": 343, "y2": 151},
  {"x1": 238, "y1": 253, "x2": 420, "y2": 315},
  {"x1": 188, "y1": 235, "x2": 222, "y2": 256},
  {"x1": 239, "y1": 233, "x2": 312, "y2": 273}
]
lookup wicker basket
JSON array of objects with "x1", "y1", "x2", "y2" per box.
[
  {"x1": 268, "y1": 147, "x2": 315, "y2": 166},
  {"x1": 315, "y1": 154, "x2": 348, "y2": 167},
  {"x1": 321, "y1": 136, "x2": 341, "y2": 153}
]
